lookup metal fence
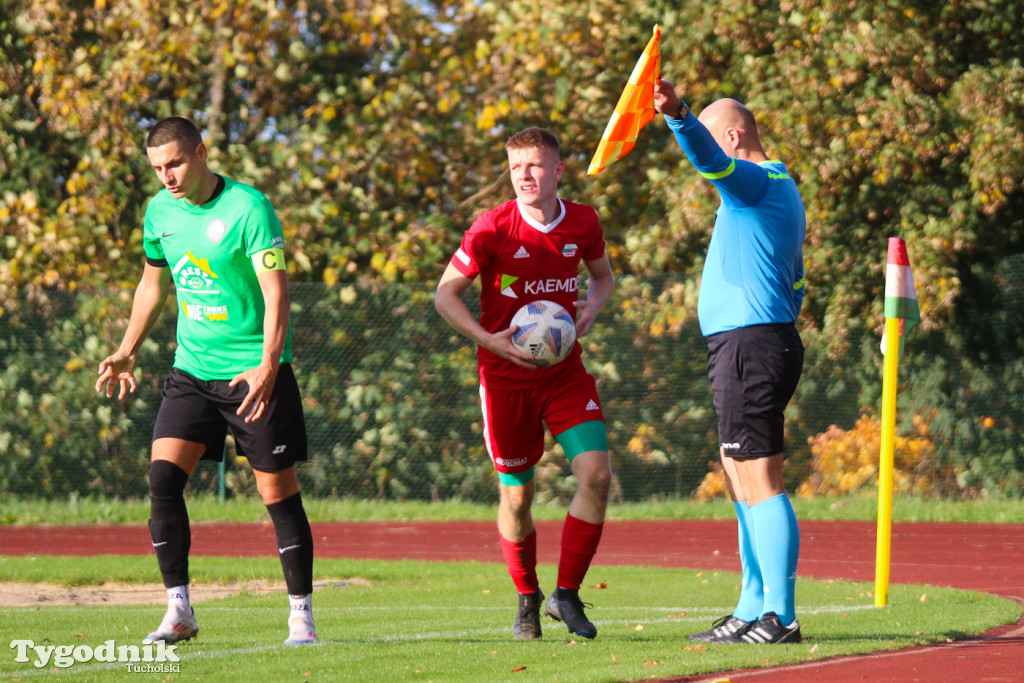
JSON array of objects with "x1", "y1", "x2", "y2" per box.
[{"x1": 3, "y1": 268, "x2": 1022, "y2": 503}]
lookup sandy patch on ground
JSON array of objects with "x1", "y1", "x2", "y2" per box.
[{"x1": 0, "y1": 579, "x2": 368, "y2": 607}]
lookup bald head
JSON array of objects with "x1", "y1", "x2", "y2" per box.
[{"x1": 697, "y1": 98, "x2": 767, "y2": 161}]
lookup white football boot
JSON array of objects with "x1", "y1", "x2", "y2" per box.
[{"x1": 143, "y1": 605, "x2": 199, "y2": 644}]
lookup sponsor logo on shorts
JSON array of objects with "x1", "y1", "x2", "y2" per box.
[
  {"x1": 495, "y1": 457, "x2": 528, "y2": 468},
  {"x1": 722, "y1": 442, "x2": 742, "y2": 451},
  {"x1": 273, "y1": 444, "x2": 287, "y2": 454},
  {"x1": 9, "y1": 639, "x2": 181, "y2": 671}
]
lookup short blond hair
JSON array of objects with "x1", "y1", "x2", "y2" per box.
[{"x1": 506, "y1": 127, "x2": 560, "y2": 157}]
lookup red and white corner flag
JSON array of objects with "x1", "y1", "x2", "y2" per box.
[{"x1": 883, "y1": 237, "x2": 920, "y2": 345}]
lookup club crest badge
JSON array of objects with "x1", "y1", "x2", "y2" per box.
[{"x1": 206, "y1": 219, "x2": 226, "y2": 243}]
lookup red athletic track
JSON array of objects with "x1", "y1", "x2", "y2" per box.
[{"x1": 2, "y1": 519, "x2": 1022, "y2": 682}]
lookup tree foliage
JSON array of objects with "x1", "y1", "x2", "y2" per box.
[{"x1": 2, "y1": 0, "x2": 1023, "y2": 499}]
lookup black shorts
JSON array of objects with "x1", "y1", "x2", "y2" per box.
[
  {"x1": 152, "y1": 364, "x2": 308, "y2": 472},
  {"x1": 706, "y1": 323, "x2": 803, "y2": 458}
]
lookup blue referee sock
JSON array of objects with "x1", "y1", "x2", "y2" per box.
[
  {"x1": 749, "y1": 493, "x2": 800, "y2": 626},
  {"x1": 732, "y1": 501, "x2": 764, "y2": 622}
]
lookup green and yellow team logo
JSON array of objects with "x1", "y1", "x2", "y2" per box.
[{"x1": 496, "y1": 273, "x2": 519, "y2": 298}]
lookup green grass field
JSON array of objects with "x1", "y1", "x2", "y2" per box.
[
  {"x1": 3, "y1": 493, "x2": 1024, "y2": 525},
  {"x1": 3, "y1": 496, "x2": 1022, "y2": 680},
  {"x1": 1, "y1": 555, "x2": 1018, "y2": 682}
]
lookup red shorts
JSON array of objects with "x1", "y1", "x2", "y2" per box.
[{"x1": 479, "y1": 361, "x2": 605, "y2": 474}]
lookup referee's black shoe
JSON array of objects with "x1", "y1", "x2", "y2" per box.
[
  {"x1": 544, "y1": 588, "x2": 596, "y2": 639},
  {"x1": 688, "y1": 614, "x2": 750, "y2": 642},
  {"x1": 512, "y1": 589, "x2": 544, "y2": 640},
  {"x1": 708, "y1": 611, "x2": 802, "y2": 644}
]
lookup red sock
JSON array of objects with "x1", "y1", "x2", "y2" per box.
[
  {"x1": 556, "y1": 514, "x2": 604, "y2": 590},
  {"x1": 499, "y1": 529, "x2": 539, "y2": 594}
]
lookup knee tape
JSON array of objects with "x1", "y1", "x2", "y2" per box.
[{"x1": 149, "y1": 459, "x2": 189, "y2": 501}]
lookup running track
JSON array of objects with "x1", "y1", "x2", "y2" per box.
[{"x1": 2, "y1": 519, "x2": 1022, "y2": 681}]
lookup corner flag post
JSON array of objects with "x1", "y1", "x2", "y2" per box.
[
  {"x1": 875, "y1": 237, "x2": 920, "y2": 607},
  {"x1": 875, "y1": 316, "x2": 901, "y2": 606}
]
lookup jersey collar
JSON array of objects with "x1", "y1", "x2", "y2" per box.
[{"x1": 516, "y1": 198, "x2": 566, "y2": 234}]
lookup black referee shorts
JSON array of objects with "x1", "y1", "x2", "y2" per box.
[
  {"x1": 706, "y1": 323, "x2": 803, "y2": 458},
  {"x1": 152, "y1": 363, "x2": 308, "y2": 472}
]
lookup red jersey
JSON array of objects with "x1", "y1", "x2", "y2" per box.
[{"x1": 449, "y1": 198, "x2": 606, "y2": 389}]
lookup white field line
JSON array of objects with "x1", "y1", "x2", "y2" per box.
[
  {"x1": 5, "y1": 603, "x2": 877, "y2": 615},
  {"x1": 3, "y1": 604, "x2": 876, "y2": 678}
]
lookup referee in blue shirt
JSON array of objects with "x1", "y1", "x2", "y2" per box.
[{"x1": 655, "y1": 79, "x2": 806, "y2": 645}]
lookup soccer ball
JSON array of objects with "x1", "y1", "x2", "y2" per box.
[{"x1": 509, "y1": 300, "x2": 577, "y2": 367}]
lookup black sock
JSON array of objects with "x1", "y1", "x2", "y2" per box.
[
  {"x1": 267, "y1": 492, "x2": 314, "y2": 595},
  {"x1": 148, "y1": 460, "x2": 191, "y2": 588}
]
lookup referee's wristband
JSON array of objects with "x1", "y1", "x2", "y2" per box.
[{"x1": 668, "y1": 101, "x2": 690, "y2": 120}]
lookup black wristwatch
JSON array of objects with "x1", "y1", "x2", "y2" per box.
[{"x1": 669, "y1": 102, "x2": 690, "y2": 120}]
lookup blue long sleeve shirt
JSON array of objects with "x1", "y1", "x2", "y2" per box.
[{"x1": 666, "y1": 112, "x2": 806, "y2": 337}]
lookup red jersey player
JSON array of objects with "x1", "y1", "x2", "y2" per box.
[{"x1": 435, "y1": 127, "x2": 615, "y2": 640}]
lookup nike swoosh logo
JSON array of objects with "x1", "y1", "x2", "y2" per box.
[
  {"x1": 161, "y1": 232, "x2": 176, "y2": 238},
  {"x1": 278, "y1": 544, "x2": 301, "y2": 554},
  {"x1": 152, "y1": 541, "x2": 168, "y2": 547}
]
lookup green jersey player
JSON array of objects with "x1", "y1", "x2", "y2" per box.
[{"x1": 96, "y1": 117, "x2": 317, "y2": 646}]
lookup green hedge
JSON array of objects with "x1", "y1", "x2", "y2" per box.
[{"x1": 3, "y1": 269, "x2": 1022, "y2": 502}]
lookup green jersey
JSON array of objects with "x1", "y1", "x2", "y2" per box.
[{"x1": 142, "y1": 176, "x2": 292, "y2": 380}]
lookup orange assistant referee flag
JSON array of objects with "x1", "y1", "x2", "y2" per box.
[{"x1": 587, "y1": 25, "x2": 661, "y2": 176}]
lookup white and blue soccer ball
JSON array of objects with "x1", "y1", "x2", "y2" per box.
[{"x1": 509, "y1": 299, "x2": 577, "y2": 367}]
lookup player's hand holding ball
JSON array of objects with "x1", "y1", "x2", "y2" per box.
[{"x1": 482, "y1": 325, "x2": 537, "y2": 368}]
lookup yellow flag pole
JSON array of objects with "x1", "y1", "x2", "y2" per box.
[{"x1": 874, "y1": 316, "x2": 901, "y2": 607}]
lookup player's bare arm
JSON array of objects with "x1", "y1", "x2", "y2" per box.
[
  {"x1": 654, "y1": 78, "x2": 686, "y2": 119},
  {"x1": 231, "y1": 268, "x2": 289, "y2": 423},
  {"x1": 96, "y1": 263, "x2": 171, "y2": 399},
  {"x1": 574, "y1": 255, "x2": 614, "y2": 338},
  {"x1": 434, "y1": 262, "x2": 536, "y2": 368}
]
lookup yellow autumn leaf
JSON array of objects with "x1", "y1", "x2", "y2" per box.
[{"x1": 476, "y1": 105, "x2": 496, "y2": 131}]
